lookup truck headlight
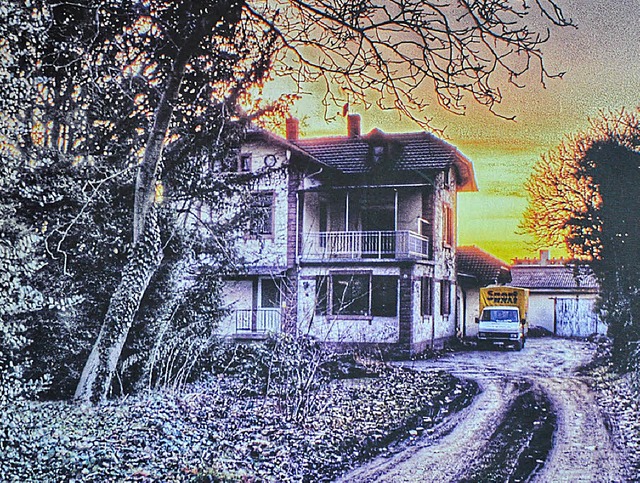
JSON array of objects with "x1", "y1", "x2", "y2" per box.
[{"x1": 509, "y1": 334, "x2": 518, "y2": 339}]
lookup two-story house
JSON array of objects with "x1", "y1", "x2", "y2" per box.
[{"x1": 217, "y1": 115, "x2": 477, "y2": 356}]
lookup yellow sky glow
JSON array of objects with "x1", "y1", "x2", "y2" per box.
[{"x1": 263, "y1": 0, "x2": 640, "y2": 263}]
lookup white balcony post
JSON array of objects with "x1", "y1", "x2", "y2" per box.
[{"x1": 394, "y1": 189, "x2": 398, "y2": 231}]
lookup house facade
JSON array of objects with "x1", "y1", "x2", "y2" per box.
[{"x1": 217, "y1": 115, "x2": 477, "y2": 356}]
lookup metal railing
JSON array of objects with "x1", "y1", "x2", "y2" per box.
[
  {"x1": 234, "y1": 308, "x2": 281, "y2": 334},
  {"x1": 302, "y1": 230, "x2": 430, "y2": 260}
]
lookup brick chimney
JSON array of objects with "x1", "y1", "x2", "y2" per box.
[
  {"x1": 286, "y1": 117, "x2": 299, "y2": 141},
  {"x1": 347, "y1": 114, "x2": 361, "y2": 138}
]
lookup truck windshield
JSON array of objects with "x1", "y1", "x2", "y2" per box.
[{"x1": 481, "y1": 309, "x2": 519, "y2": 322}]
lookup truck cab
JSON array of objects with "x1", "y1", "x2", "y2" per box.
[{"x1": 477, "y1": 306, "x2": 526, "y2": 350}]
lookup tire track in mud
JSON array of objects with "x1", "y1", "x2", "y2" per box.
[
  {"x1": 336, "y1": 338, "x2": 630, "y2": 483},
  {"x1": 457, "y1": 382, "x2": 556, "y2": 483},
  {"x1": 337, "y1": 375, "x2": 523, "y2": 482},
  {"x1": 530, "y1": 377, "x2": 628, "y2": 483}
]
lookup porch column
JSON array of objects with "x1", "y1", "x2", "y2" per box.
[
  {"x1": 394, "y1": 189, "x2": 398, "y2": 231},
  {"x1": 398, "y1": 266, "x2": 413, "y2": 356},
  {"x1": 345, "y1": 190, "x2": 350, "y2": 230}
]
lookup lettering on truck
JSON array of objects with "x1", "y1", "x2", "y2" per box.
[{"x1": 486, "y1": 291, "x2": 520, "y2": 305}]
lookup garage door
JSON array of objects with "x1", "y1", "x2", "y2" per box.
[{"x1": 555, "y1": 298, "x2": 604, "y2": 337}]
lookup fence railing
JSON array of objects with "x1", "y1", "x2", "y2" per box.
[
  {"x1": 301, "y1": 230, "x2": 430, "y2": 260},
  {"x1": 234, "y1": 308, "x2": 281, "y2": 334}
]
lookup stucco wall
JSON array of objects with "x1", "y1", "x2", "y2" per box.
[
  {"x1": 218, "y1": 280, "x2": 254, "y2": 336},
  {"x1": 461, "y1": 286, "x2": 480, "y2": 339}
]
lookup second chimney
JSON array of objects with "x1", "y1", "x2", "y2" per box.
[
  {"x1": 286, "y1": 117, "x2": 299, "y2": 141},
  {"x1": 347, "y1": 114, "x2": 361, "y2": 138},
  {"x1": 540, "y1": 249, "x2": 550, "y2": 265}
]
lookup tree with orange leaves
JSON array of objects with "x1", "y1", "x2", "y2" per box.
[{"x1": 522, "y1": 108, "x2": 640, "y2": 368}]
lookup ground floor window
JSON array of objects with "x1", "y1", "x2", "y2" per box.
[
  {"x1": 440, "y1": 280, "x2": 451, "y2": 315},
  {"x1": 421, "y1": 277, "x2": 434, "y2": 316},
  {"x1": 315, "y1": 274, "x2": 398, "y2": 317},
  {"x1": 260, "y1": 278, "x2": 281, "y2": 308}
]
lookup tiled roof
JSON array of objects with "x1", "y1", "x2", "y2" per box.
[
  {"x1": 294, "y1": 129, "x2": 477, "y2": 191},
  {"x1": 457, "y1": 245, "x2": 511, "y2": 284},
  {"x1": 510, "y1": 265, "x2": 599, "y2": 290}
]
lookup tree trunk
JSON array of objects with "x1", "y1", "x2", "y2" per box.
[
  {"x1": 74, "y1": 207, "x2": 163, "y2": 404},
  {"x1": 74, "y1": 5, "x2": 235, "y2": 404}
]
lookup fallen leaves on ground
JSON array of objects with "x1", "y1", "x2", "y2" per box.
[{"x1": 0, "y1": 367, "x2": 476, "y2": 482}]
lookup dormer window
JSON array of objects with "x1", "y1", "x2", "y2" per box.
[
  {"x1": 443, "y1": 168, "x2": 453, "y2": 189},
  {"x1": 372, "y1": 145, "x2": 385, "y2": 164}
]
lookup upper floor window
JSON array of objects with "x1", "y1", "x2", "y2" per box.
[
  {"x1": 249, "y1": 191, "x2": 274, "y2": 237},
  {"x1": 239, "y1": 153, "x2": 252, "y2": 172},
  {"x1": 443, "y1": 204, "x2": 454, "y2": 247}
]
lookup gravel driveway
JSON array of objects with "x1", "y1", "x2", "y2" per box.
[{"x1": 337, "y1": 337, "x2": 632, "y2": 482}]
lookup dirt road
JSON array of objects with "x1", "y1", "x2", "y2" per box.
[{"x1": 338, "y1": 338, "x2": 631, "y2": 482}]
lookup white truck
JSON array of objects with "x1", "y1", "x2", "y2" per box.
[{"x1": 476, "y1": 286, "x2": 529, "y2": 351}]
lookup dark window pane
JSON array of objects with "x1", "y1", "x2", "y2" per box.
[
  {"x1": 315, "y1": 276, "x2": 328, "y2": 315},
  {"x1": 421, "y1": 277, "x2": 433, "y2": 316},
  {"x1": 371, "y1": 276, "x2": 398, "y2": 317},
  {"x1": 332, "y1": 274, "x2": 369, "y2": 315},
  {"x1": 260, "y1": 278, "x2": 280, "y2": 308},
  {"x1": 440, "y1": 280, "x2": 451, "y2": 315},
  {"x1": 239, "y1": 153, "x2": 252, "y2": 172},
  {"x1": 250, "y1": 191, "x2": 274, "y2": 236}
]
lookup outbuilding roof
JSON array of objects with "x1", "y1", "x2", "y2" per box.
[
  {"x1": 294, "y1": 129, "x2": 477, "y2": 192},
  {"x1": 457, "y1": 245, "x2": 511, "y2": 285},
  {"x1": 510, "y1": 265, "x2": 599, "y2": 291}
]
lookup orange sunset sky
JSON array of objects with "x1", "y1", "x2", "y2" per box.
[{"x1": 264, "y1": 0, "x2": 639, "y2": 264}]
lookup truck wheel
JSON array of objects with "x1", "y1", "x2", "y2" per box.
[{"x1": 514, "y1": 340, "x2": 523, "y2": 351}]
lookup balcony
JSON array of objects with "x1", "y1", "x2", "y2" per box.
[
  {"x1": 234, "y1": 308, "x2": 281, "y2": 336},
  {"x1": 301, "y1": 230, "x2": 430, "y2": 261}
]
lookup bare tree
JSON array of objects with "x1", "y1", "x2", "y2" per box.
[
  {"x1": 521, "y1": 108, "x2": 640, "y2": 260},
  {"x1": 258, "y1": 0, "x2": 572, "y2": 125}
]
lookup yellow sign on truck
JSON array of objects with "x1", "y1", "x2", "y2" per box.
[{"x1": 477, "y1": 286, "x2": 530, "y2": 350}]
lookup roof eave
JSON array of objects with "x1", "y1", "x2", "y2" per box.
[{"x1": 453, "y1": 151, "x2": 478, "y2": 192}]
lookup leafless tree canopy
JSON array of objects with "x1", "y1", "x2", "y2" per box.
[{"x1": 248, "y1": 0, "x2": 572, "y2": 125}]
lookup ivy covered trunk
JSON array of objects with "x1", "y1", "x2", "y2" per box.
[{"x1": 74, "y1": 208, "x2": 163, "y2": 404}]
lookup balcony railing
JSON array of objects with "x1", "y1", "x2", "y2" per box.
[
  {"x1": 301, "y1": 230, "x2": 430, "y2": 261},
  {"x1": 235, "y1": 308, "x2": 281, "y2": 334}
]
